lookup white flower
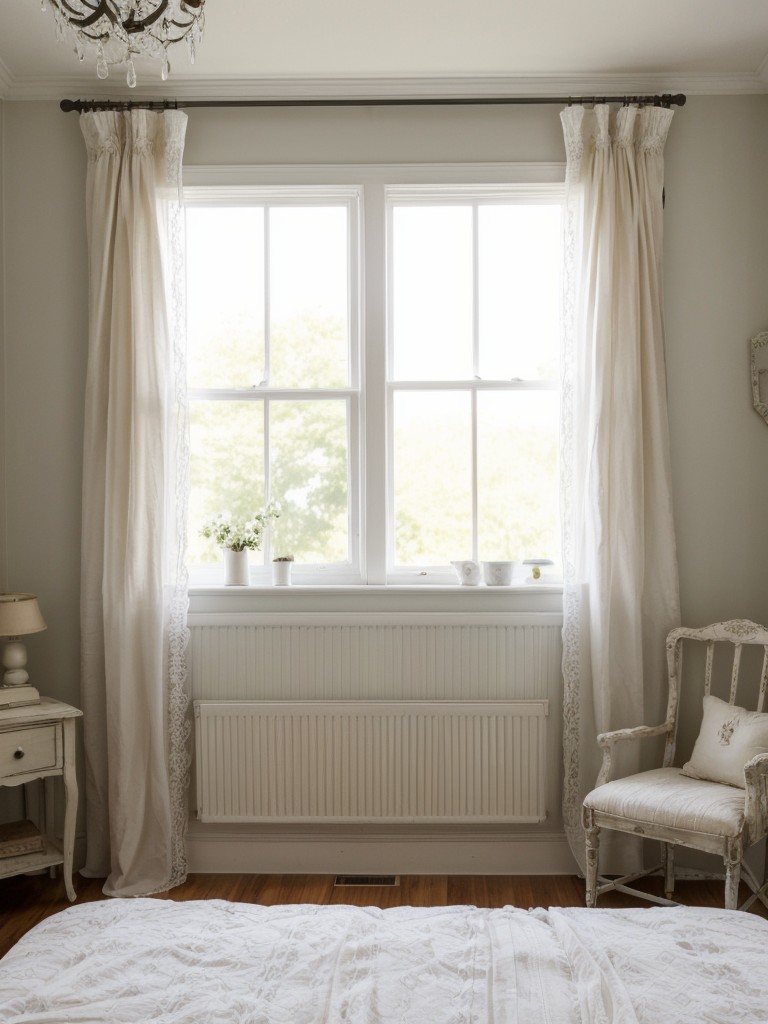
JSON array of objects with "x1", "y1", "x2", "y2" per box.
[{"x1": 200, "y1": 503, "x2": 280, "y2": 552}]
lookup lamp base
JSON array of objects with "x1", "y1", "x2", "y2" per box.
[{"x1": 0, "y1": 684, "x2": 40, "y2": 709}]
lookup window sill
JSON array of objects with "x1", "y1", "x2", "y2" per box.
[{"x1": 188, "y1": 583, "x2": 564, "y2": 619}]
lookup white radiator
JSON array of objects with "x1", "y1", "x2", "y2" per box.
[{"x1": 194, "y1": 700, "x2": 549, "y2": 824}]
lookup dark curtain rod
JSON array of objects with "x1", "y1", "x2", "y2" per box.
[{"x1": 60, "y1": 93, "x2": 686, "y2": 114}]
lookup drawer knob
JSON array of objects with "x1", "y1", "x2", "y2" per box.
[{"x1": 13, "y1": 748, "x2": 24, "y2": 760}]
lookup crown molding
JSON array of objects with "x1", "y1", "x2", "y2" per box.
[{"x1": 2, "y1": 70, "x2": 768, "y2": 103}]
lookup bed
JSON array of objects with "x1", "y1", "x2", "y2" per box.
[{"x1": 0, "y1": 899, "x2": 765, "y2": 1023}]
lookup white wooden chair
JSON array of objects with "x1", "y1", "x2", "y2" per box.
[{"x1": 583, "y1": 619, "x2": 768, "y2": 911}]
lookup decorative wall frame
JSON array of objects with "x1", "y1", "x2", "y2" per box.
[{"x1": 751, "y1": 332, "x2": 768, "y2": 426}]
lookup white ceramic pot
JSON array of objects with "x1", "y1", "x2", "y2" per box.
[
  {"x1": 482, "y1": 561, "x2": 515, "y2": 586},
  {"x1": 523, "y1": 558, "x2": 555, "y2": 582},
  {"x1": 222, "y1": 548, "x2": 249, "y2": 586},
  {"x1": 451, "y1": 560, "x2": 481, "y2": 586},
  {"x1": 272, "y1": 560, "x2": 293, "y2": 586}
]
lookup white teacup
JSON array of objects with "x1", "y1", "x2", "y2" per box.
[
  {"x1": 451, "y1": 560, "x2": 481, "y2": 586},
  {"x1": 482, "y1": 560, "x2": 515, "y2": 586}
]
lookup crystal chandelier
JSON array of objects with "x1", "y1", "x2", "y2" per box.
[{"x1": 44, "y1": 0, "x2": 206, "y2": 88}]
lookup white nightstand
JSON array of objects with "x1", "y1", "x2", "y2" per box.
[{"x1": 0, "y1": 697, "x2": 82, "y2": 901}]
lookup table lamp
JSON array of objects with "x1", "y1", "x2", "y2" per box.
[{"x1": 0, "y1": 593, "x2": 47, "y2": 708}]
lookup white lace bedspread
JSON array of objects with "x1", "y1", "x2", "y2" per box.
[{"x1": 0, "y1": 900, "x2": 765, "y2": 1023}]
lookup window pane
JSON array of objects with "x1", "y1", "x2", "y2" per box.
[
  {"x1": 269, "y1": 207, "x2": 349, "y2": 388},
  {"x1": 186, "y1": 207, "x2": 265, "y2": 388},
  {"x1": 269, "y1": 400, "x2": 350, "y2": 563},
  {"x1": 477, "y1": 391, "x2": 559, "y2": 562},
  {"x1": 478, "y1": 204, "x2": 561, "y2": 380},
  {"x1": 393, "y1": 391, "x2": 472, "y2": 565},
  {"x1": 392, "y1": 207, "x2": 473, "y2": 380},
  {"x1": 189, "y1": 401, "x2": 265, "y2": 564}
]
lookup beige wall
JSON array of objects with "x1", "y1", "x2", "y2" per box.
[
  {"x1": 2, "y1": 101, "x2": 87, "y2": 711},
  {"x1": 664, "y1": 96, "x2": 768, "y2": 626},
  {"x1": 0, "y1": 93, "x2": 766, "y2": 719},
  {"x1": 182, "y1": 102, "x2": 564, "y2": 165}
]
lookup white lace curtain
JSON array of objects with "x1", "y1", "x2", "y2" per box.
[
  {"x1": 559, "y1": 104, "x2": 681, "y2": 872},
  {"x1": 79, "y1": 109, "x2": 190, "y2": 897}
]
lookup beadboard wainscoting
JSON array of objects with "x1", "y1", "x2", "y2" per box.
[{"x1": 186, "y1": 611, "x2": 571, "y2": 874}]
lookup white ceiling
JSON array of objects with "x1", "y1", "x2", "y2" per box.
[{"x1": 1, "y1": 0, "x2": 767, "y2": 100}]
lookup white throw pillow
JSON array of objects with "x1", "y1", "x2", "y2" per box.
[{"x1": 681, "y1": 695, "x2": 768, "y2": 789}]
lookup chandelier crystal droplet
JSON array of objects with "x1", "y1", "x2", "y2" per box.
[{"x1": 44, "y1": 1, "x2": 205, "y2": 88}]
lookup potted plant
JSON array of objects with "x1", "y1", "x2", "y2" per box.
[
  {"x1": 272, "y1": 553, "x2": 294, "y2": 587},
  {"x1": 200, "y1": 503, "x2": 280, "y2": 586}
]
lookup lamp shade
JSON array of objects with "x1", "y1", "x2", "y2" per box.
[{"x1": 0, "y1": 594, "x2": 47, "y2": 638}]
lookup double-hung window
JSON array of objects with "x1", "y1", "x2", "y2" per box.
[
  {"x1": 386, "y1": 187, "x2": 561, "y2": 578},
  {"x1": 184, "y1": 176, "x2": 562, "y2": 587},
  {"x1": 185, "y1": 189, "x2": 361, "y2": 584}
]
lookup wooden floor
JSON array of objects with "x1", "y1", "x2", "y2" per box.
[{"x1": 1, "y1": 869, "x2": 766, "y2": 960}]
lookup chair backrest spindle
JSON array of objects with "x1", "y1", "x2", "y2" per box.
[
  {"x1": 728, "y1": 644, "x2": 743, "y2": 705},
  {"x1": 704, "y1": 640, "x2": 715, "y2": 696},
  {"x1": 758, "y1": 646, "x2": 768, "y2": 713}
]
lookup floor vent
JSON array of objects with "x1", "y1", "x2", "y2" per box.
[{"x1": 334, "y1": 875, "x2": 400, "y2": 887}]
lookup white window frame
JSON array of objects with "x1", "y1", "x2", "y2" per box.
[
  {"x1": 183, "y1": 164, "x2": 565, "y2": 596},
  {"x1": 384, "y1": 184, "x2": 563, "y2": 584},
  {"x1": 184, "y1": 186, "x2": 363, "y2": 586}
]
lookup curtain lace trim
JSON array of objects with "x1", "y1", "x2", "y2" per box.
[
  {"x1": 561, "y1": 585, "x2": 586, "y2": 872},
  {"x1": 164, "y1": 111, "x2": 191, "y2": 891},
  {"x1": 559, "y1": 108, "x2": 585, "y2": 871}
]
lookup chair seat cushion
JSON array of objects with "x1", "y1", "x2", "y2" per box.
[{"x1": 584, "y1": 767, "x2": 746, "y2": 837}]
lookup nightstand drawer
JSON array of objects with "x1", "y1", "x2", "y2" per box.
[{"x1": 0, "y1": 725, "x2": 59, "y2": 778}]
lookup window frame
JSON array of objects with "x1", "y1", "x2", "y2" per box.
[
  {"x1": 184, "y1": 186, "x2": 363, "y2": 586},
  {"x1": 384, "y1": 185, "x2": 563, "y2": 583},
  {"x1": 183, "y1": 165, "x2": 565, "y2": 593}
]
